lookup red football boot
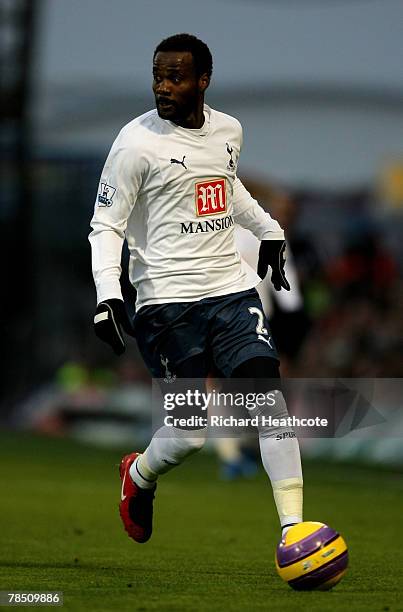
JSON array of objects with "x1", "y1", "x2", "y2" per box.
[{"x1": 119, "y1": 452, "x2": 156, "y2": 543}]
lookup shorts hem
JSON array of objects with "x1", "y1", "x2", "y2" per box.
[{"x1": 222, "y1": 347, "x2": 280, "y2": 378}]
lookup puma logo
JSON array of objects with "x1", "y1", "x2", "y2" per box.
[
  {"x1": 170, "y1": 155, "x2": 187, "y2": 169},
  {"x1": 258, "y1": 335, "x2": 273, "y2": 348}
]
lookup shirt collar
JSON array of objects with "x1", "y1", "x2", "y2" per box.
[{"x1": 166, "y1": 104, "x2": 211, "y2": 137}]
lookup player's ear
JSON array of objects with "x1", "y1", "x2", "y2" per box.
[{"x1": 199, "y1": 73, "x2": 210, "y2": 93}]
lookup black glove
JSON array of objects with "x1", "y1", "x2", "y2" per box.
[
  {"x1": 93, "y1": 299, "x2": 134, "y2": 355},
  {"x1": 257, "y1": 240, "x2": 290, "y2": 291}
]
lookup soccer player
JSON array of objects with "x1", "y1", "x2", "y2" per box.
[{"x1": 89, "y1": 34, "x2": 303, "y2": 543}]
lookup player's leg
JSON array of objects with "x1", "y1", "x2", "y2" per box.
[
  {"x1": 231, "y1": 357, "x2": 303, "y2": 535},
  {"x1": 209, "y1": 289, "x2": 303, "y2": 534},
  {"x1": 119, "y1": 302, "x2": 208, "y2": 542},
  {"x1": 131, "y1": 353, "x2": 208, "y2": 490}
]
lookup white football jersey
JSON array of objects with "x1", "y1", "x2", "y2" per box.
[{"x1": 89, "y1": 105, "x2": 284, "y2": 310}]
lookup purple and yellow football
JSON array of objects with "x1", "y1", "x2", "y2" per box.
[{"x1": 275, "y1": 521, "x2": 348, "y2": 590}]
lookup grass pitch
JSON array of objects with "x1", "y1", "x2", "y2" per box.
[{"x1": 0, "y1": 431, "x2": 402, "y2": 611}]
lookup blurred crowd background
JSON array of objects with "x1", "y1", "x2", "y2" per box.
[{"x1": 1, "y1": 0, "x2": 402, "y2": 465}]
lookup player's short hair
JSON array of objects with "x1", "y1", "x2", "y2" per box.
[{"x1": 154, "y1": 33, "x2": 213, "y2": 78}]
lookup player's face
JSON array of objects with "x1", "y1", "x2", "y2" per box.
[{"x1": 153, "y1": 51, "x2": 208, "y2": 124}]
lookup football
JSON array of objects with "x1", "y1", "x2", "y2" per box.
[{"x1": 275, "y1": 521, "x2": 348, "y2": 590}]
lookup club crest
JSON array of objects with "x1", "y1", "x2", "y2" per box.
[
  {"x1": 160, "y1": 354, "x2": 176, "y2": 383},
  {"x1": 226, "y1": 142, "x2": 237, "y2": 171}
]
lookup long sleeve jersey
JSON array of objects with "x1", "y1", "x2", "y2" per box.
[{"x1": 89, "y1": 105, "x2": 284, "y2": 310}]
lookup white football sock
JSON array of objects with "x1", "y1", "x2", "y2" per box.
[
  {"x1": 130, "y1": 425, "x2": 206, "y2": 488},
  {"x1": 253, "y1": 389, "x2": 303, "y2": 528},
  {"x1": 259, "y1": 436, "x2": 303, "y2": 527},
  {"x1": 247, "y1": 388, "x2": 303, "y2": 528}
]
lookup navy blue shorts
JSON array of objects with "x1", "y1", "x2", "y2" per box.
[{"x1": 133, "y1": 288, "x2": 278, "y2": 379}]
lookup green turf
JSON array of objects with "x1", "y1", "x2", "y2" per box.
[{"x1": 0, "y1": 431, "x2": 402, "y2": 611}]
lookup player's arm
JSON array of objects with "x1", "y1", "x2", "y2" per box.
[
  {"x1": 89, "y1": 140, "x2": 143, "y2": 354},
  {"x1": 232, "y1": 176, "x2": 290, "y2": 291}
]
